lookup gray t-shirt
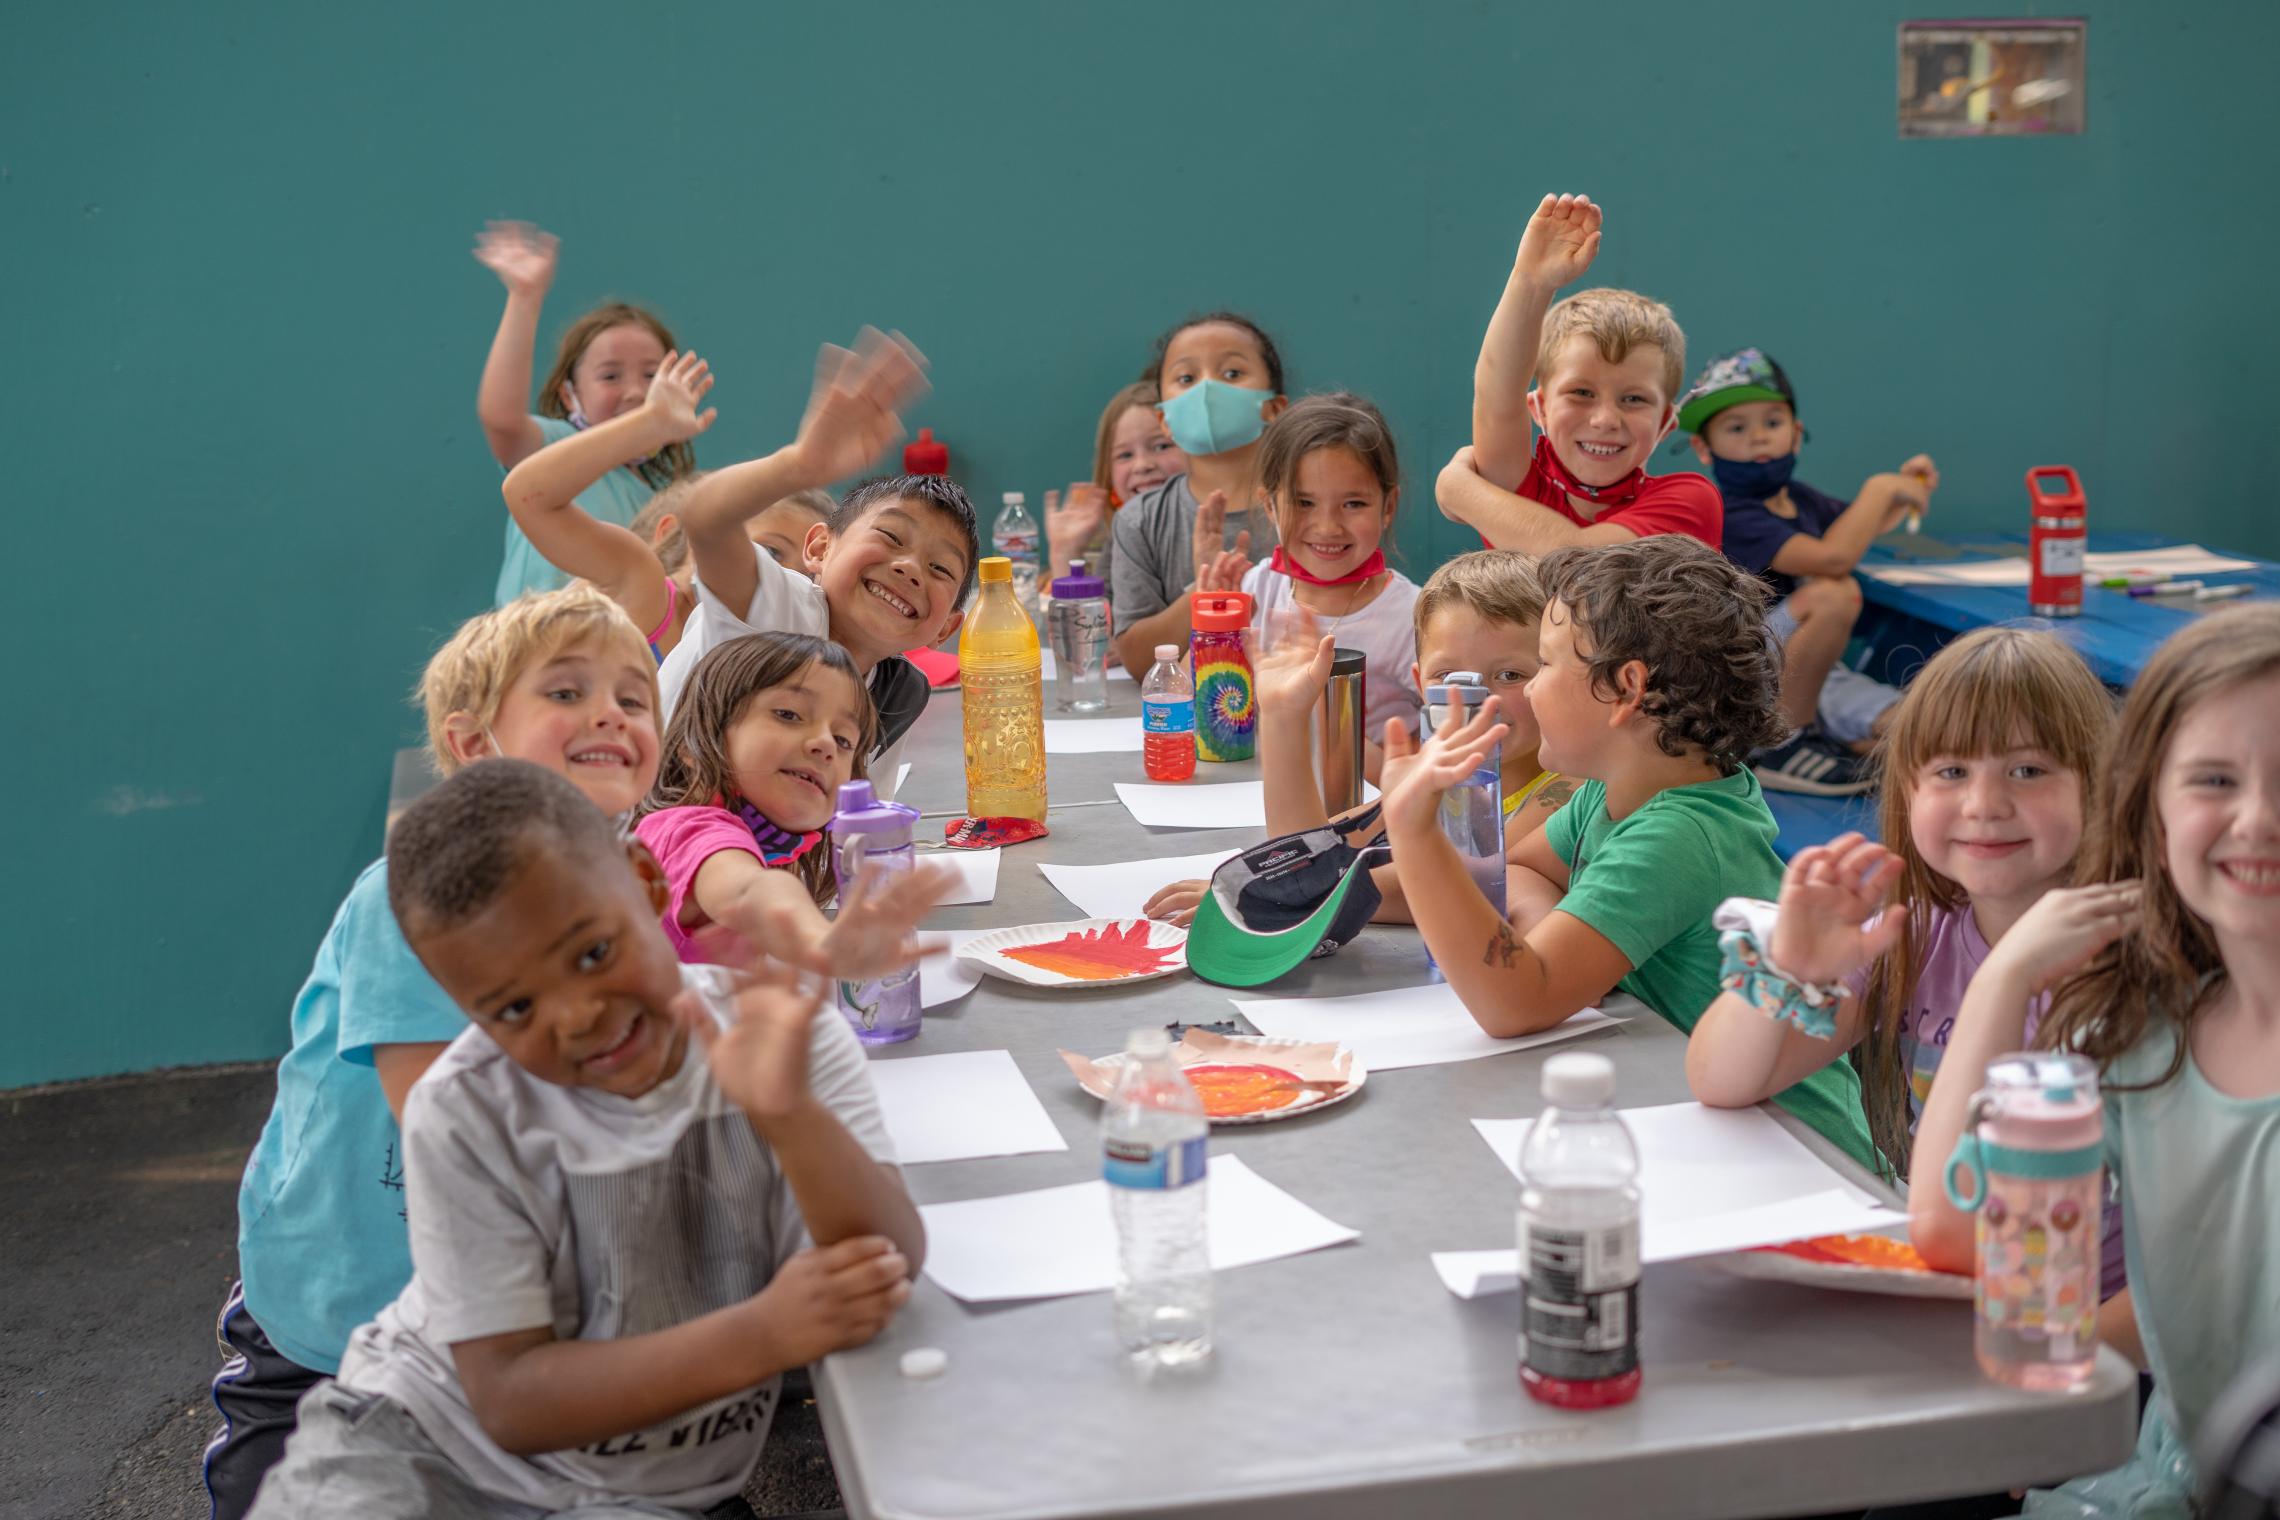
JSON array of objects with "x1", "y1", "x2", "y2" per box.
[
  {"x1": 1108, "y1": 474, "x2": 1280, "y2": 625},
  {"x1": 337, "y1": 964, "x2": 894, "y2": 1512}
]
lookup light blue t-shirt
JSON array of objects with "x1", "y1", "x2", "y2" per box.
[
  {"x1": 493, "y1": 414, "x2": 659, "y2": 606},
  {"x1": 2026, "y1": 1016, "x2": 2280, "y2": 1518},
  {"x1": 235, "y1": 860, "x2": 468, "y2": 1372}
]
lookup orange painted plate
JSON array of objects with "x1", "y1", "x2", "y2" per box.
[
  {"x1": 1080, "y1": 1034, "x2": 1367, "y2": 1126},
  {"x1": 1702, "y1": 1233, "x2": 1973, "y2": 1299},
  {"x1": 956, "y1": 917, "x2": 1189, "y2": 988}
]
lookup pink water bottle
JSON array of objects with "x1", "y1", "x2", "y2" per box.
[{"x1": 1941, "y1": 1052, "x2": 2104, "y2": 1391}]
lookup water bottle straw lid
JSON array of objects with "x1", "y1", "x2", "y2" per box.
[{"x1": 833, "y1": 779, "x2": 920, "y2": 834}]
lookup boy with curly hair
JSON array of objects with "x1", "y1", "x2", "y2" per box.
[{"x1": 1381, "y1": 535, "x2": 1874, "y2": 1167}]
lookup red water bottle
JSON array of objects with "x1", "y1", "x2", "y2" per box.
[
  {"x1": 904, "y1": 428, "x2": 949, "y2": 476},
  {"x1": 2027, "y1": 466, "x2": 2086, "y2": 617}
]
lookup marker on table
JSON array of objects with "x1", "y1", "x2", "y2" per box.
[
  {"x1": 2128, "y1": 580, "x2": 2204, "y2": 598},
  {"x1": 2195, "y1": 583, "x2": 2254, "y2": 603},
  {"x1": 2101, "y1": 573, "x2": 2162, "y2": 588}
]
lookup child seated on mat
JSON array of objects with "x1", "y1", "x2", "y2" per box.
[
  {"x1": 635, "y1": 631, "x2": 950, "y2": 970},
  {"x1": 248, "y1": 761, "x2": 921, "y2": 1520},
  {"x1": 662, "y1": 329, "x2": 976, "y2": 792},
  {"x1": 1438, "y1": 193, "x2": 1719, "y2": 554},
  {"x1": 1144, "y1": 549, "x2": 1571, "y2": 926},
  {"x1": 209, "y1": 587, "x2": 662, "y2": 1520},
  {"x1": 1676, "y1": 346, "x2": 1939, "y2": 796},
  {"x1": 1382, "y1": 535, "x2": 1877, "y2": 1167}
]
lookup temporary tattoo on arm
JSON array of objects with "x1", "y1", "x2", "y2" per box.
[{"x1": 1484, "y1": 921, "x2": 1524, "y2": 969}]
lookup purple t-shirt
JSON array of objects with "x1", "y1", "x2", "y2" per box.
[{"x1": 1847, "y1": 902, "x2": 2128, "y2": 1298}]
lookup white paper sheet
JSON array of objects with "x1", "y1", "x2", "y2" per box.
[
  {"x1": 1043, "y1": 719, "x2": 1145, "y2": 755},
  {"x1": 1037, "y1": 850, "x2": 1242, "y2": 920},
  {"x1": 1429, "y1": 1101, "x2": 1902, "y2": 1296},
  {"x1": 917, "y1": 929, "x2": 988, "y2": 1009},
  {"x1": 923, "y1": 848, "x2": 999, "y2": 906},
  {"x1": 1113, "y1": 779, "x2": 1376, "y2": 831},
  {"x1": 917, "y1": 1155, "x2": 1359, "y2": 1303},
  {"x1": 1862, "y1": 557, "x2": 2034, "y2": 587},
  {"x1": 864, "y1": 1050, "x2": 1068, "y2": 1165},
  {"x1": 2080, "y1": 545, "x2": 2260, "y2": 577},
  {"x1": 1232, "y1": 982, "x2": 1619, "y2": 1071}
]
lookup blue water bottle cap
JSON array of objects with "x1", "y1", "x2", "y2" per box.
[{"x1": 1425, "y1": 671, "x2": 1489, "y2": 704}]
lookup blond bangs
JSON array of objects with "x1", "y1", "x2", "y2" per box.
[{"x1": 419, "y1": 586, "x2": 657, "y2": 773}]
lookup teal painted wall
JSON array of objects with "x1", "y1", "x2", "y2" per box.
[{"x1": 7, "y1": 1, "x2": 2275, "y2": 1086}]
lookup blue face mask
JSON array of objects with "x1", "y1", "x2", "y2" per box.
[
  {"x1": 1711, "y1": 453, "x2": 1799, "y2": 500},
  {"x1": 1159, "y1": 380, "x2": 1273, "y2": 457}
]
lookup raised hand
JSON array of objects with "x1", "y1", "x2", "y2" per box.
[
  {"x1": 1766, "y1": 832, "x2": 1906, "y2": 984},
  {"x1": 788, "y1": 328, "x2": 931, "y2": 486},
  {"x1": 472, "y1": 220, "x2": 560, "y2": 297},
  {"x1": 1045, "y1": 483, "x2": 1111, "y2": 571},
  {"x1": 1190, "y1": 489, "x2": 1252, "y2": 593},
  {"x1": 676, "y1": 958, "x2": 831, "y2": 1122},
  {"x1": 642, "y1": 350, "x2": 719, "y2": 442},
  {"x1": 817, "y1": 859, "x2": 955, "y2": 980},
  {"x1": 1379, "y1": 704, "x2": 1509, "y2": 837},
  {"x1": 1513, "y1": 194, "x2": 1602, "y2": 288},
  {"x1": 1899, "y1": 454, "x2": 1941, "y2": 494},
  {"x1": 1255, "y1": 623, "x2": 1335, "y2": 718},
  {"x1": 1982, "y1": 880, "x2": 2145, "y2": 997},
  {"x1": 746, "y1": 1236, "x2": 912, "y2": 1367}
]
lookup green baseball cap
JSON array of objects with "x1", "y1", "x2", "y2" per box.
[
  {"x1": 1676, "y1": 347, "x2": 1799, "y2": 435},
  {"x1": 1185, "y1": 809, "x2": 1390, "y2": 988}
]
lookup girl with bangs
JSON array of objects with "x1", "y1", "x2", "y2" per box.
[
  {"x1": 1689, "y1": 628, "x2": 2119, "y2": 1234},
  {"x1": 1911, "y1": 605, "x2": 2280, "y2": 1517}
]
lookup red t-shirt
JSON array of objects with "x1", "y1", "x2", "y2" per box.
[{"x1": 1495, "y1": 460, "x2": 1724, "y2": 550}]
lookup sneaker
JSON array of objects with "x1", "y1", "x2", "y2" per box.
[{"x1": 1752, "y1": 730, "x2": 1874, "y2": 796}]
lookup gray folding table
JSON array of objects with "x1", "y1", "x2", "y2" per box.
[{"x1": 812, "y1": 681, "x2": 2136, "y2": 1519}]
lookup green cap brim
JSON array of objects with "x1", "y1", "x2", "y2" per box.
[
  {"x1": 1678, "y1": 383, "x2": 1789, "y2": 436},
  {"x1": 1184, "y1": 862, "x2": 1368, "y2": 988}
]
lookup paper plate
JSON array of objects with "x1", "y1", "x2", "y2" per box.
[
  {"x1": 1061, "y1": 1031, "x2": 1367, "y2": 1126},
  {"x1": 1701, "y1": 1233, "x2": 1973, "y2": 1300},
  {"x1": 955, "y1": 917, "x2": 1189, "y2": 988}
]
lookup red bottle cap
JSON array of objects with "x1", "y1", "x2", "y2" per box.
[
  {"x1": 903, "y1": 427, "x2": 949, "y2": 476},
  {"x1": 1190, "y1": 591, "x2": 1253, "y2": 633}
]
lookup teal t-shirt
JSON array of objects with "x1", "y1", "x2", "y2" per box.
[
  {"x1": 2024, "y1": 1017, "x2": 2280, "y2": 1517},
  {"x1": 1543, "y1": 770, "x2": 1877, "y2": 1170},
  {"x1": 235, "y1": 860, "x2": 469, "y2": 1371},
  {"x1": 493, "y1": 414, "x2": 659, "y2": 606}
]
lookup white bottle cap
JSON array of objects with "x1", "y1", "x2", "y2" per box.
[
  {"x1": 1125, "y1": 1026, "x2": 1172, "y2": 1059},
  {"x1": 1155, "y1": 644, "x2": 1181, "y2": 662},
  {"x1": 1541, "y1": 1052, "x2": 1614, "y2": 1107},
  {"x1": 1002, "y1": 491, "x2": 1024, "y2": 506}
]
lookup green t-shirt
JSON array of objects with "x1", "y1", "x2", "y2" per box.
[{"x1": 1543, "y1": 769, "x2": 1876, "y2": 1170}]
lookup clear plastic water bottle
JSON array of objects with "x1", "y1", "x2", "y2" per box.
[
  {"x1": 1047, "y1": 559, "x2": 1111, "y2": 713},
  {"x1": 830, "y1": 779, "x2": 922, "y2": 1045},
  {"x1": 1423, "y1": 673, "x2": 1505, "y2": 979},
  {"x1": 1518, "y1": 1052, "x2": 1642, "y2": 1409},
  {"x1": 958, "y1": 557, "x2": 1047, "y2": 821},
  {"x1": 1103, "y1": 1027, "x2": 1212, "y2": 1368},
  {"x1": 1942, "y1": 1052, "x2": 2104, "y2": 1392},
  {"x1": 993, "y1": 491, "x2": 1041, "y2": 623},
  {"x1": 1141, "y1": 644, "x2": 1197, "y2": 781}
]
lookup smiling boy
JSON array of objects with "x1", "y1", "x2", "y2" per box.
[
  {"x1": 1440, "y1": 193, "x2": 1720, "y2": 554},
  {"x1": 665, "y1": 330, "x2": 978, "y2": 792}
]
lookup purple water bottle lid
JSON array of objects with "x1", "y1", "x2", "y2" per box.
[
  {"x1": 1051, "y1": 558, "x2": 1105, "y2": 600},
  {"x1": 833, "y1": 779, "x2": 920, "y2": 834}
]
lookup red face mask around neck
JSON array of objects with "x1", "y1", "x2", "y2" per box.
[
  {"x1": 1530, "y1": 434, "x2": 1646, "y2": 506},
  {"x1": 1269, "y1": 544, "x2": 1387, "y2": 587}
]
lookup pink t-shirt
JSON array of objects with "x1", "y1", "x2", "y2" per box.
[
  {"x1": 633, "y1": 805, "x2": 767, "y2": 966},
  {"x1": 1847, "y1": 902, "x2": 2128, "y2": 1297}
]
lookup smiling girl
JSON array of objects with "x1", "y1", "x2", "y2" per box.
[{"x1": 633, "y1": 633, "x2": 945, "y2": 975}]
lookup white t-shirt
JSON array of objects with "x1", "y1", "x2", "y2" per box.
[
  {"x1": 1240, "y1": 562, "x2": 1423, "y2": 742},
  {"x1": 658, "y1": 543, "x2": 918, "y2": 798},
  {"x1": 337, "y1": 964, "x2": 894, "y2": 1513}
]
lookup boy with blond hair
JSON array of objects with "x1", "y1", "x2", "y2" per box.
[
  {"x1": 208, "y1": 586, "x2": 662, "y2": 1520},
  {"x1": 1440, "y1": 193, "x2": 1721, "y2": 553},
  {"x1": 1380, "y1": 536, "x2": 1876, "y2": 1168}
]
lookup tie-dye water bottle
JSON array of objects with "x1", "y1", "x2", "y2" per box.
[
  {"x1": 1188, "y1": 591, "x2": 1256, "y2": 762},
  {"x1": 1942, "y1": 1052, "x2": 2104, "y2": 1392}
]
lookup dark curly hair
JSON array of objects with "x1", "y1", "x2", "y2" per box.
[{"x1": 1536, "y1": 537, "x2": 1785, "y2": 772}]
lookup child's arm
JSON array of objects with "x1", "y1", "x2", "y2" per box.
[
  {"x1": 1687, "y1": 835, "x2": 1902, "y2": 1109},
  {"x1": 1111, "y1": 489, "x2": 1248, "y2": 677},
  {"x1": 501, "y1": 350, "x2": 718, "y2": 630},
  {"x1": 1044, "y1": 483, "x2": 1110, "y2": 582},
  {"x1": 1438, "y1": 445, "x2": 1639, "y2": 552},
  {"x1": 678, "y1": 330, "x2": 929, "y2": 621},
  {"x1": 1472, "y1": 194, "x2": 1602, "y2": 490},
  {"x1": 1907, "y1": 881, "x2": 2143, "y2": 1271},
  {"x1": 472, "y1": 221, "x2": 561, "y2": 470},
  {"x1": 689, "y1": 849, "x2": 950, "y2": 981},
  {"x1": 1381, "y1": 706, "x2": 1630, "y2": 1035},
  {"x1": 1258, "y1": 625, "x2": 1338, "y2": 839},
  {"x1": 1765, "y1": 470, "x2": 1936, "y2": 581}
]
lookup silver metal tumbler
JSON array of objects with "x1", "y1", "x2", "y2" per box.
[{"x1": 1319, "y1": 648, "x2": 1367, "y2": 816}]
